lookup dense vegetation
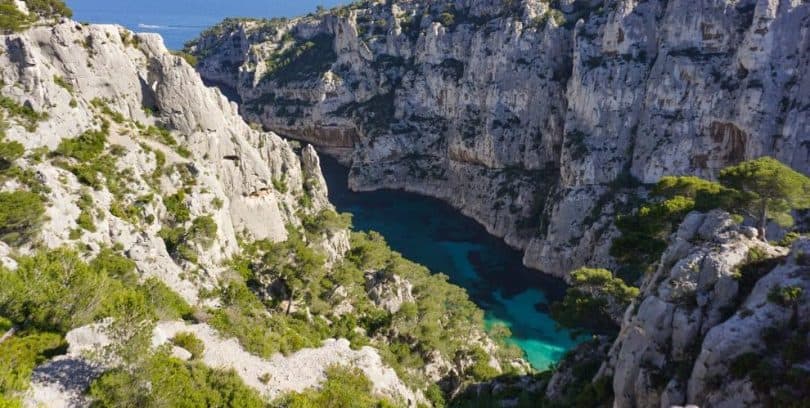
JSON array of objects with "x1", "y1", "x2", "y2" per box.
[
  {"x1": 0, "y1": 248, "x2": 194, "y2": 403},
  {"x1": 210, "y1": 212, "x2": 520, "y2": 401},
  {"x1": 89, "y1": 350, "x2": 265, "y2": 408}
]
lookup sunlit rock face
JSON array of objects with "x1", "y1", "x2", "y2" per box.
[
  {"x1": 0, "y1": 20, "x2": 342, "y2": 302},
  {"x1": 190, "y1": 0, "x2": 809, "y2": 278}
]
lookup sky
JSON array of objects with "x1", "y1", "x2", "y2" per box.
[{"x1": 67, "y1": 0, "x2": 348, "y2": 49}]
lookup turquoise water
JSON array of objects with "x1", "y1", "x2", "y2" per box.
[
  {"x1": 320, "y1": 156, "x2": 581, "y2": 369},
  {"x1": 67, "y1": 0, "x2": 347, "y2": 50}
]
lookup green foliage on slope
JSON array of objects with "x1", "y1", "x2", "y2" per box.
[
  {"x1": 0, "y1": 191, "x2": 45, "y2": 245},
  {"x1": 0, "y1": 0, "x2": 73, "y2": 32},
  {"x1": 0, "y1": 331, "x2": 66, "y2": 396},
  {"x1": 272, "y1": 365, "x2": 395, "y2": 408},
  {"x1": 89, "y1": 350, "x2": 265, "y2": 408},
  {"x1": 550, "y1": 268, "x2": 639, "y2": 335},
  {"x1": 0, "y1": 248, "x2": 190, "y2": 334},
  {"x1": 612, "y1": 158, "x2": 809, "y2": 279},
  {"x1": 262, "y1": 33, "x2": 337, "y2": 85}
]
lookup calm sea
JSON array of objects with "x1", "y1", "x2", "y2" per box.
[{"x1": 66, "y1": 0, "x2": 347, "y2": 49}]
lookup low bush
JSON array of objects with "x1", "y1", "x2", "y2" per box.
[
  {"x1": 0, "y1": 191, "x2": 45, "y2": 244},
  {"x1": 0, "y1": 139, "x2": 23, "y2": 170},
  {"x1": 550, "y1": 268, "x2": 639, "y2": 335},
  {"x1": 0, "y1": 94, "x2": 48, "y2": 131},
  {"x1": 171, "y1": 331, "x2": 205, "y2": 359},
  {"x1": 56, "y1": 127, "x2": 108, "y2": 162},
  {"x1": 89, "y1": 351, "x2": 264, "y2": 408},
  {"x1": 0, "y1": 331, "x2": 65, "y2": 395},
  {"x1": 272, "y1": 365, "x2": 393, "y2": 407}
]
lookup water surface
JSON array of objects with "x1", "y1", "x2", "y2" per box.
[
  {"x1": 67, "y1": 0, "x2": 347, "y2": 50},
  {"x1": 320, "y1": 155, "x2": 580, "y2": 369}
]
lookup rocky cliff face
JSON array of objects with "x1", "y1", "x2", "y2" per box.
[
  {"x1": 1, "y1": 19, "x2": 340, "y2": 301},
  {"x1": 547, "y1": 210, "x2": 810, "y2": 407},
  {"x1": 0, "y1": 17, "x2": 427, "y2": 405},
  {"x1": 1, "y1": 14, "x2": 527, "y2": 406},
  {"x1": 189, "y1": 0, "x2": 810, "y2": 278}
]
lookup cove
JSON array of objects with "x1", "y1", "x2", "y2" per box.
[{"x1": 318, "y1": 155, "x2": 581, "y2": 369}]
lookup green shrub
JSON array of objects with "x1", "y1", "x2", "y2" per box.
[
  {"x1": 159, "y1": 226, "x2": 196, "y2": 263},
  {"x1": 139, "y1": 277, "x2": 194, "y2": 321},
  {"x1": 0, "y1": 191, "x2": 45, "y2": 244},
  {"x1": 272, "y1": 365, "x2": 392, "y2": 407},
  {"x1": 468, "y1": 347, "x2": 498, "y2": 381},
  {"x1": 188, "y1": 215, "x2": 217, "y2": 248},
  {"x1": 171, "y1": 51, "x2": 198, "y2": 67},
  {"x1": 767, "y1": 285, "x2": 803, "y2": 307},
  {"x1": 209, "y1": 279, "x2": 328, "y2": 358},
  {"x1": 0, "y1": 248, "x2": 115, "y2": 331},
  {"x1": 0, "y1": 0, "x2": 29, "y2": 32},
  {"x1": 777, "y1": 232, "x2": 801, "y2": 247},
  {"x1": 163, "y1": 191, "x2": 191, "y2": 223},
  {"x1": 0, "y1": 331, "x2": 65, "y2": 395},
  {"x1": 75, "y1": 191, "x2": 96, "y2": 232},
  {"x1": 438, "y1": 12, "x2": 455, "y2": 26},
  {"x1": 56, "y1": 128, "x2": 108, "y2": 162},
  {"x1": 300, "y1": 209, "x2": 352, "y2": 239},
  {"x1": 53, "y1": 75, "x2": 73, "y2": 94},
  {"x1": 0, "y1": 95, "x2": 48, "y2": 131},
  {"x1": 23, "y1": 0, "x2": 72, "y2": 19},
  {"x1": 272, "y1": 177, "x2": 288, "y2": 193},
  {"x1": 0, "y1": 248, "x2": 183, "y2": 335},
  {"x1": 89, "y1": 247, "x2": 138, "y2": 284},
  {"x1": 425, "y1": 384, "x2": 446, "y2": 408},
  {"x1": 0, "y1": 139, "x2": 24, "y2": 170},
  {"x1": 611, "y1": 175, "x2": 738, "y2": 275},
  {"x1": 171, "y1": 332, "x2": 205, "y2": 359},
  {"x1": 550, "y1": 268, "x2": 639, "y2": 335},
  {"x1": 90, "y1": 99, "x2": 126, "y2": 124},
  {"x1": 89, "y1": 351, "x2": 264, "y2": 408}
]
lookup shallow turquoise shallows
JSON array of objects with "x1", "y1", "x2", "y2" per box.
[{"x1": 320, "y1": 156, "x2": 581, "y2": 370}]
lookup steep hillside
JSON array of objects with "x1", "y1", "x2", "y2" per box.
[
  {"x1": 543, "y1": 211, "x2": 809, "y2": 407},
  {"x1": 189, "y1": 0, "x2": 810, "y2": 278},
  {"x1": 0, "y1": 10, "x2": 526, "y2": 407}
]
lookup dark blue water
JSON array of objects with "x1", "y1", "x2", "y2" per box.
[
  {"x1": 320, "y1": 156, "x2": 580, "y2": 369},
  {"x1": 67, "y1": 0, "x2": 347, "y2": 50}
]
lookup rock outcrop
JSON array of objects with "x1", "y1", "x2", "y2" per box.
[
  {"x1": 190, "y1": 0, "x2": 810, "y2": 278},
  {"x1": 591, "y1": 211, "x2": 808, "y2": 407}
]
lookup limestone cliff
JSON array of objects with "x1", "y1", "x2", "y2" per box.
[
  {"x1": 0, "y1": 17, "x2": 424, "y2": 405},
  {"x1": 1, "y1": 19, "x2": 341, "y2": 301},
  {"x1": 545, "y1": 211, "x2": 809, "y2": 407},
  {"x1": 189, "y1": 0, "x2": 810, "y2": 278},
  {"x1": 1, "y1": 14, "x2": 524, "y2": 406}
]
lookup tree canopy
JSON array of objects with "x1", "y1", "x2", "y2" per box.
[{"x1": 719, "y1": 157, "x2": 810, "y2": 238}]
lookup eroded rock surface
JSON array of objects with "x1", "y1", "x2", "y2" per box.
[{"x1": 190, "y1": 0, "x2": 810, "y2": 278}]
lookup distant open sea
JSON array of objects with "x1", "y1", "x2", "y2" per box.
[{"x1": 66, "y1": 0, "x2": 347, "y2": 50}]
